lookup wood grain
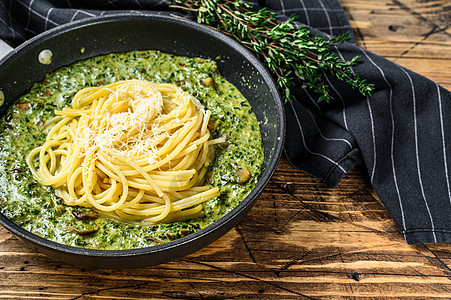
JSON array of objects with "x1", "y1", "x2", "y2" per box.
[{"x1": 1, "y1": 0, "x2": 451, "y2": 299}]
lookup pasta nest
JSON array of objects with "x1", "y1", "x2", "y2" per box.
[{"x1": 27, "y1": 80, "x2": 222, "y2": 224}]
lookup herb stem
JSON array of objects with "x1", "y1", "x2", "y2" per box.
[{"x1": 170, "y1": 0, "x2": 374, "y2": 103}]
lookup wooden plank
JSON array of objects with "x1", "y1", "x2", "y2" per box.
[{"x1": 343, "y1": 0, "x2": 451, "y2": 90}]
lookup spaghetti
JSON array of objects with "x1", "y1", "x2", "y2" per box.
[{"x1": 27, "y1": 80, "x2": 223, "y2": 224}]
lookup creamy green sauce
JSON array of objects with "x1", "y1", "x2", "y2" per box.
[{"x1": 0, "y1": 50, "x2": 263, "y2": 250}]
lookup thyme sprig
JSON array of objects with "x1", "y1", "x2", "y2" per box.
[{"x1": 170, "y1": 0, "x2": 374, "y2": 103}]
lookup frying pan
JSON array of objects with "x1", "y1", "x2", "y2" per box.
[{"x1": 0, "y1": 13, "x2": 285, "y2": 268}]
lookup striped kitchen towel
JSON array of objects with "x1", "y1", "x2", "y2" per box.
[{"x1": 0, "y1": 0, "x2": 450, "y2": 244}]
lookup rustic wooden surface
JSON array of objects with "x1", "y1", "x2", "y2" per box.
[{"x1": 1, "y1": 0, "x2": 451, "y2": 299}]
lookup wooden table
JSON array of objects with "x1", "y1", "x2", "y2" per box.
[{"x1": 1, "y1": 0, "x2": 450, "y2": 299}]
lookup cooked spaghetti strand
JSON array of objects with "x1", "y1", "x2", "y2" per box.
[{"x1": 27, "y1": 80, "x2": 219, "y2": 223}]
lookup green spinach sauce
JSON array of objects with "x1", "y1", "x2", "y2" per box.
[{"x1": 0, "y1": 50, "x2": 263, "y2": 250}]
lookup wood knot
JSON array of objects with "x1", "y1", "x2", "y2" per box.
[
  {"x1": 350, "y1": 272, "x2": 365, "y2": 281},
  {"x1": 281, "y1": 182, "x2": 294, "y2": 191},
  {"x1": 388, "y1": 25, "x2": 404, "y2": 32}
]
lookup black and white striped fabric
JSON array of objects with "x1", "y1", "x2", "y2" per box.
[{"x1": 0, "y1": 0, "x2": 450, "y2": 244}]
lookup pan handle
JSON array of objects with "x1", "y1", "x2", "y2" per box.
[{"x1": 0, "y1": 40, "x2": 13, "y2": 60}]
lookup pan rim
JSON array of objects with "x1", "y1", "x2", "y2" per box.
[{"x1": 0, "y1": 12, "x2": 285, "y2": 261}]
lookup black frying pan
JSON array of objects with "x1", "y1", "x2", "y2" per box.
[{"x1": 0, "y1": 13, "x2": 285, "y2": 268}]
